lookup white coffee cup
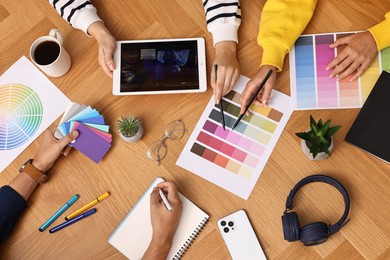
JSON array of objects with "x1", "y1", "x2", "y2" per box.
[{"x1": 30, "y1": 29, "x2": 71, "y2": 77}]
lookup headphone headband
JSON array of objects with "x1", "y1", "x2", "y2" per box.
[{"x1": 285, "y1": 175, "x2": 350, "y2": 235}]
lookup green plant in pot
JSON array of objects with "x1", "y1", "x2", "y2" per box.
[
  {"x1": 117, "y1": 115, "x2": 144, "y2": 142},
  {"x1": 295, "y1": 115, "x2": 341, "y2": 160}
]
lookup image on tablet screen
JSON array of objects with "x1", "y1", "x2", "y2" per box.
[{"x1": 120, "y1": 41, "x2": 199, "y2": 92}]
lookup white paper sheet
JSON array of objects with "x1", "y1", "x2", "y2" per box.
[
  {"x1": 177, "y1": 76, "x2": 292, "y2": 200},
  {"x1": 0, "y1": 56, "x2": 70, "y2": 173}
]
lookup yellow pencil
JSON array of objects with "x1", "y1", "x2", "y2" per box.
[{"x1": 65, "y1": 192, "x2": 110, "y2": 220}]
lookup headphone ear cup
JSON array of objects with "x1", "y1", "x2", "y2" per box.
[
  {"x1": 282, "y1": 212, "x2": 300, "y2": 242},
  {"x1": 300, "y1": 222, "x2": 329, "y2": 246}
]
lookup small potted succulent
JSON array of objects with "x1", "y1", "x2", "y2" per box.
[
  {"x1": 117, "y1": 115, "x2": 144, "y2": 142},
  {"x1": 296, "y1": 115, "x2": 341, "y2": 160}
]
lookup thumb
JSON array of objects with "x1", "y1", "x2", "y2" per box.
[
  {"x1": 329, "y1": 36, "x2": 351, "y2": 48},
  {"x1": 59, "y1": 131, "x2": 79, "y2": 147}
]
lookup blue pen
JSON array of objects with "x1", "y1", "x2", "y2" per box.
[
  {"x1": 49, "y1": 208, "x2": 97, "y2": 233},
  {"x1": 39, "y1": 194, "x2": 79, "y2": 232}
]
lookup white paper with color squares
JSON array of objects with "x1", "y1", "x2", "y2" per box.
[
  {"x1": 177, "y1": 76, "x2": 292, "y2": 200},
  {"x1": 289, "y1": 31, "x2": 390, "y2": 110}
]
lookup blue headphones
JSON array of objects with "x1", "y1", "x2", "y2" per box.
[{"x1": 281, "y1": 175, "x2": 350, "y2": 246}]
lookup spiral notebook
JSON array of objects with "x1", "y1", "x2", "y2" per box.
[{"x1": 108, "y1": 177, "x2": 209, "y2": 259}]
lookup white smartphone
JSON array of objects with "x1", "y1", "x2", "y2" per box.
[
  {"x1": 217, "y1": 210, "x2": 267, "y2": 260},
  {"x1": 112, "y1": 38, "x2": 207, "y2": 95}
]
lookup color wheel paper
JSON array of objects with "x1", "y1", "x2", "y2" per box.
[{"x1": 0, "y1": 56, "x2": 69, "y2": 173}]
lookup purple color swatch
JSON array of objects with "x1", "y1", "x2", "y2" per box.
[
  {"x1": 203, "y1": 120, "x2": 265, "y2": 156},
  {"x1": 315, "y1": 35, "x2": 338, "y2": 107},
  {"x1": 72, "y1": 123, "x2": 111, "y2": 163}
]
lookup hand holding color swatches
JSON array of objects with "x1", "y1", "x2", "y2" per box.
[{"x1": 55, "y1": 102, "x2": 112, "y2": 163}]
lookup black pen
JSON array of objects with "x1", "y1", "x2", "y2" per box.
[
  {"x1": 215, "y1": 64, "x2": 226, "y2": 130},
  {"x1": 232, "y1": 69, "x2": 273, "y2": 130}
]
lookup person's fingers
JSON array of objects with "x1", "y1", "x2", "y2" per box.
[
  {"x1": 329, "y1": 56, "x2": 353, "y2": 78},
  {"x1": 157, "y1": 181, "x2": 180, "y2": 202},
  {"x1": 215, "y1": 67, "x2": 225, "y2": 104},
  {"x1": 240, "y1": 81, "x2": 258, "y2": 114},
  {"x1": 210, "y1": 65, "x2": 216, "y2": 91},
  {"x1": 150, "y1": 188, "x2": 161, "y2": 206},
  {"x1": 337, "y1": 61, "x2": 360, "y2": 80},
  {"x1": 260, "y1": 85, "x2": 272, "y2": 106},
  {"x1": 327, "y1": 50, "x2": 348, "y2": 72},
  {"x1": 329, "y1": 35, "x2": 351, "y2": 48},
  {"x1": 62, "y1": 146, "x2": 72, "y2": 156},
  {"x1": 222, "y1": 69, "x2": 234, "y2": 97},
  {"x1": 104, "y1": 47, "x2": 115, "y2": 72},
  {"x1": 350, "y1": 60, "x2": 370, "y2": 81},
  {"x1": 59, "y1": 131, "x2": 79, "y2": 147},
  {"x1": 99, "y1": 48, "x2": 113, "y2": 77}
]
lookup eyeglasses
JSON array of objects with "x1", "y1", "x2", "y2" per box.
[{"x1": 146, "y1": 120, "x2": 187, "y2": 165}]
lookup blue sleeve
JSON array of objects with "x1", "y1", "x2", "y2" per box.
[{"x1": 0, "y1": 185, "x2": 27, "y2": 242}]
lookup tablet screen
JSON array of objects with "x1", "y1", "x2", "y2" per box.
[{"x1": 119, "y1": 40, "x2": 200, "y2": 93}]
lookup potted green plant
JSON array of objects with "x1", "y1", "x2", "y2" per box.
[
  {"x1": 296, "y1": 115, "x2": 341, "y2": 160},
  {"x1": 117, "y1": 115, "x2": 144, "y2": 142}
]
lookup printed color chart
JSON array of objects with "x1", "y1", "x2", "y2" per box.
[
  {"x1": 290, "y1": 32, "x2": 390, "y2": 110},
  {"x1": 0, "y1": 84, "x2": 43, "y2": 150},
  {"x1": 177, "y1": 76, "x2": 292, "y2": 199},
  {"x1": 0, "y1": 56, "x2": 69, "y2": 173}
]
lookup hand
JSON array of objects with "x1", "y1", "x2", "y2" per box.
[
  {"x1": 144, "y1": 181, "x2": 183, "y2": 259},
  {"x1": 32, "y1": 127, "x2": 79, "y2": 173},
  {"x1": 87, "y1": 21, "x2": 117, "y2": 77},
  {"x1": 326, "y1": 31, "x2": 378, "y2": 81},
  {"x1": 211, "y1": 41, "x2": 240, "y2": 103},
  {"x1": 240, "y1": 65, "x2": 277, "y2": 114}
]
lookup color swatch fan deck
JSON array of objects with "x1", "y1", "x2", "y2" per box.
[
  {"x1": 290, "y1": 31, "x2": 390, "y2": 110},
  {"x1": 177, "y1": 76, "x2": 292, "y2": 200},
  {"x1": 55, "y1": 102, "x2": 112, "y2": 163},
  {"x1": 0, "y1": 56, "x2": 70, "y2": 173}
]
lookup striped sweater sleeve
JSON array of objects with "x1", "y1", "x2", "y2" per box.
[
  {"x1": 203, "y1": 0, "x2": 241, "y2": 46},
  {"x1": 48, "y1": 0, "x2": 102, "y2": 34}
]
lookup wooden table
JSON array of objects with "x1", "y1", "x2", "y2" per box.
[{"x1": 1, "y1": 0, "x2": 389, "y2": 259}]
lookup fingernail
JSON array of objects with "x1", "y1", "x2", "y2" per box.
[
  {"x1": 326, "y1": 67, "x2": 329, "y2": 71},
  {"x1": 109, "y1": 64, "x2": 114, "y2": 71},
  {"x1": 329, "y1": 74, "x2": 333, "y2": 78},
  {"x1": 72, "y1": 131, "x2": 79, "y2": 138}
]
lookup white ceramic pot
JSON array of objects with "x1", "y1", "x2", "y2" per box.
[
  {"x1": 301, "y1": 136, "x2": 334, "y2": 160},
  {"x1": 119, "y1": 123, "x2": 144, "y2": 142}
]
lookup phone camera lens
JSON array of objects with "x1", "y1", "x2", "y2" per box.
[
  {"x1": 223, "y1": 227, "x2": 229, "y2": 233},
  {"x1": 221, "y1": 221, "x2": 226, "y2": 226},
  {"x1": 228, "y1": 221, "x2": 234, "y2": 227}
]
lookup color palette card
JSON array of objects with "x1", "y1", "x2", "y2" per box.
[
  {"x1": 55, "y1": 102, "x2": 111, "y2": 163},
  {"x1": 290, "y1": 31, "x2": 390, "y2": 110},
  {"x1": 177, "y1": 76, "x2": 292, "y2": 200}
]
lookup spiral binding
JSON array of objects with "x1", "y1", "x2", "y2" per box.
[{"x1": 173, "y1": 217, "x2": 209, "y2": 260}]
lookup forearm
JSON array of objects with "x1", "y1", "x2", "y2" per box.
[
  {"x1": 368, "y1": 11, "x2": 390, "y2": 51},
  {"x1": 48, "y1": 0, "x2": 102, "y2": 34},
  {"x1": 258, "y1": 0, "x2": 317, "y2": 71},
  {"x1": 143, "y1": 238, "x2": 172, "y2": 260},
  {"x1": 203, "y1": 0, "x2": 241, "y2": 45}
]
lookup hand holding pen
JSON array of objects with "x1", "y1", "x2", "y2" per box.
[
  {"x1": 240, "y1": 65, "x2": 277, "y2": 113},
  {"x1": 149, "y1": 181, "x2": 183, "y2": 243}
]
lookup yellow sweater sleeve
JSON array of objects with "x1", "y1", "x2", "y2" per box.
[
  {"x1": 368, "y1": 12, "x2": 390, "y2": 51},
  {"x1": 258, "y1": 0, "x2": 317, "y2": 71}
]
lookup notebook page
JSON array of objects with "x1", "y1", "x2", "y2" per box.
[{"x1": 108, "y1": 178, "x2": 209, "y2": 259}]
